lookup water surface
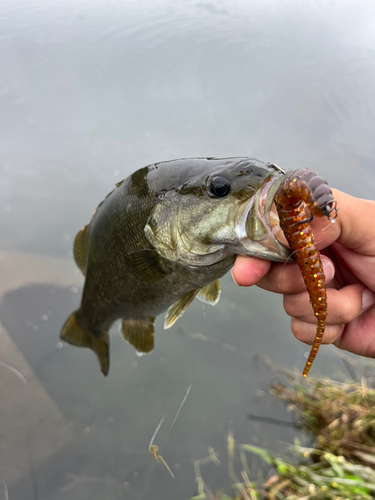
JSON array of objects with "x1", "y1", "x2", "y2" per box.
[{"x1": 1, "y1": 0, "x2": 375, "y2": 498}]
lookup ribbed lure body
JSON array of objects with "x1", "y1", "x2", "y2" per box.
[{"x1": 275, "y1": 169, "x2": 337, "y2": 377}]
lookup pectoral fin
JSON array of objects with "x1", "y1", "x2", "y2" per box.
[
  {"x1": 73, "y1": 225, "x2": 88, "y2": 275},
  {"x1": 121, "y1": 318, "x2": 155, "y2": 353},
  {"x1": 197, "y1": 280, "x2": 221, "y2": 305},
  {"x1": 164, "y1": 290, "x2": 199, "y2": 329},
  {"x1": 130, "y1": 249, "x2": 176, "y2": 278},
  {"x1": 60, "y1": 310, "x2": 110, "y2": 376}
]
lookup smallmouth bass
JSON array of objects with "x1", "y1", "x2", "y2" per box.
[{"x1": 61, "y1": 157, "x2": 291, "y2": 375}]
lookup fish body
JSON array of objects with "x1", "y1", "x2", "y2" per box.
[{"x1": 61, "y1": 157, "x2": 290, "y2": 375}]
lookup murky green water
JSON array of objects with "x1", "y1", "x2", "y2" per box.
[{"x1": 1, "y1": 0, "x2": 374, "y2": 498}]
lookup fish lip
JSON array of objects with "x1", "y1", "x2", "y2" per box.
[
  {"x1": 245, "y1": 172, "x2": 292, "y2": 262},
  {"x1": 261, "y1": 174, "x2": 285, "y2": 230}
]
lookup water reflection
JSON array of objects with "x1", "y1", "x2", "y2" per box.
[{"x1": 1, "y1": 0, "x2": 374, "y2": 498}]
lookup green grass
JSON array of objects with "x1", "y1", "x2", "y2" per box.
[{"x1": 191, "y1": 370, "x2": 375, "y2": 500}]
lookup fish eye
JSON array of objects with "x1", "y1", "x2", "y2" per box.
[{"x1": 208, "y1": 176, "x2": 231, "y2": 197}]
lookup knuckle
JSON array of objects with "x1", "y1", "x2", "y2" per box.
[
  {"x1": 275, "y1": 271, "x2": 287, "y2": 293},
  {"x1": 278, "y1": 265, "x2": 305, "y2": 294},
  {"x1": 283, "y1": 292, "x2": 308, "y2": 318},
  {"x1": 291, "y1": 318, "x2": 311, "y2": 343},
  {"x1": 335, "y1": 300, "x2": 360, "y2": 324},
  {"x1": 276, "y1": 266, "x2": 298, "y2": 293},
  {"x1": 283, "y1": 295, "x2": 296, "y2": 316},
  {"x1": 327, "y1": 285, "x2": 364, "y2": 324}
]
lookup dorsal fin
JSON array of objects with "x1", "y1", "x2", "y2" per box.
[
  {"x1": 73, "y1": 225, "x2": 88, "y2": 275},
  {"x1": 197, "y1": 280, "x2": 221, "y2": 305},
  {"x1": 73, "y1": 180, "x2": 124, "y2": 273},
  {"x1": 164, "y1": 290, "x2": 199, "y2": 329}
]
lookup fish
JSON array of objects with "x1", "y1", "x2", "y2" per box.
[
  {"x1": 275, "y1": 168, "x2": 337, "y2": 377},
  {"x1": 61, "y1": 157, "x2": 291, "y2": 375}
]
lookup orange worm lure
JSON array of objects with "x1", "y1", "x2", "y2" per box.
[{"x1": 275, "y1": 169, "x2": 337, "y2": 377}]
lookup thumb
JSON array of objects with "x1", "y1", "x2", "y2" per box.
[
  {"x1": 308, "y1": 189, "x2": 375, "y2": 255},
  {"x1": 332, "y1": 189, "x2": 375, "y2": 255}
]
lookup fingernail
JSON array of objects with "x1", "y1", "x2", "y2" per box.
[
  {"x1": 362, "y1": 289, "x2": 375, "y2": 312},
  {"x1": 322, "y1": 259, "x2": 335, "y2": 282}
]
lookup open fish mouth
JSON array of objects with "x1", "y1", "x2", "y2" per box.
[
  {"x1": 260, "y1": 173, "x2": 291, "y2": 249},
  {"x1": 269, "y1": 202, "x2": 288, "y2": 247},
  {"x1": 244, "y1": 173, "x2": 291, "y2": 261}
]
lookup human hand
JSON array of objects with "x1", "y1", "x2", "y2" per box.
[{"x1": 232, "y1": 189, "x2": 375, "y2": 358}]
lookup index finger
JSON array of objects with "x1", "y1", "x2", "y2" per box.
[{"x1": 231, "y1": 255, "x2": 271, "y2": 287}]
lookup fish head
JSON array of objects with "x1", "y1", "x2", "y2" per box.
[{"x1": 145, "y1": 158, "x2": 291, "y2": 266}]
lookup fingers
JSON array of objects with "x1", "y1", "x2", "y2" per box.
[
  {"x1": 330, "y1": 241, "x2": 375, "y2": 291},
  {"x1": 292, "y1": 302, "x2": 375, "y2": 356},
  {"x1": 284, "y1": 284, "x2": 366, "y2": 324},
  {"x1": 231, "y1": 255, "x2": 271, "y2": 286},
  {"x1": 254, "y1": 256, "x2": 335, "y2": 294},
  {"x1": 334, "y1": 304, "x2": 375, "y2": 356},
  {"x1": 286, "y1": 283, "x2": 375, "y2": 347},
  {"x1": 233, "y1": 190, "x2": 375, "y2": 291},
  {"x1": 291, "y1": 318, "x2": 344, "y2": 345}
]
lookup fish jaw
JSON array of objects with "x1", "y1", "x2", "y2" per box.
[{"x1": 236, "y1": 173, "x2": 292, "y2": 262}]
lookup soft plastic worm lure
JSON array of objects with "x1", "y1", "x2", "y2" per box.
[{"x1": 275, "y1": 169, "x2": 337, "y2": 377}]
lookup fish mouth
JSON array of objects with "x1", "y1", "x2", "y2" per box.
[{"x1": 244, "y1": 173, "x2": 292, "y2": 262}]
